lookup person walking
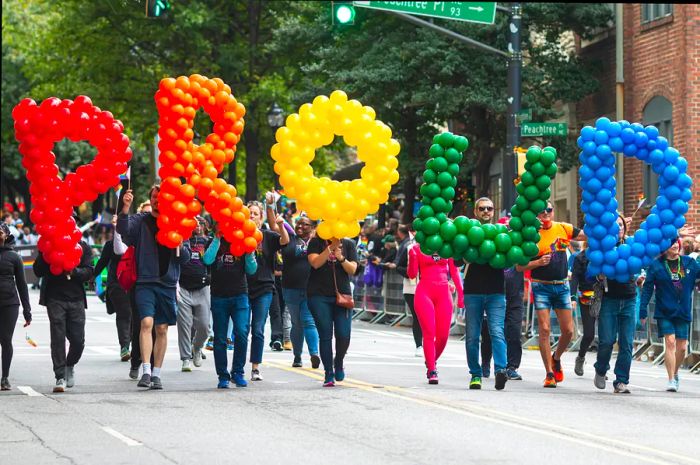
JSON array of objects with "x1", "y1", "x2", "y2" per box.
[
  {"x1": 640, "y1": 239, "x2": 700, "y2": 392},
  {"x1": 307, "y1": 235, "x2": 359, "y2": 387},
  {"x1": 0, "y1": 223, "x2": 32, "y2": 390},
  {"x1": 394, "y1": 225, "x2": 422, "y2": 356},
  {"x1": 569, "y1": 246, "x2": 597, "y2": 376},
  {"x1": 177, "y1": 216, "x2": 212, "y2": 372},
  {"x1": 33, "y1": 238, "x2": 93, "y2": 393},
  {"x1": 117, "y1": 186, "x2": 191, "y2": 390}
]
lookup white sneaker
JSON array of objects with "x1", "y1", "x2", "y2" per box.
[
  {"x1": 251, "y1": 369, "x2": 263, "y2": 381},
  {"x1": 674, "y1": 374, "x2": 680, "y2": 391},
  {"x1": 415, "y1": 346, "x2": 423, "y2": 357},
  {"x1": 666, "y1": 380, "x2": 678, "y2": 392},
  {"x1": 53, "y1": 378, "x2": 66, "y2": 393},
  {"x1": 181, "y1": 359, "x2": 192, "y2": 372},
  {"x1": 193, "y1": 350, "x2": 203, "y2": 367}
]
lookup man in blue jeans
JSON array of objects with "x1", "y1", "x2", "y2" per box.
[{"x1": 463, "y1": 197, "x2": 508, "y2": 391}]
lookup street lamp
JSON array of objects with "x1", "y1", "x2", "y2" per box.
[{"x1": 267, "y1": 102, "x2": 285, "y2": 190}]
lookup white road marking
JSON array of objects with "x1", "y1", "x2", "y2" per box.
[
  {"x1": 16, "y1": 386, "x2": 44, "y2": 397},
  {"x1": 101, "y1": 426, "x2": 142, "y2": 446}
]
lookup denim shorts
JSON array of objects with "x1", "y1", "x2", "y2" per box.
[
  {"x1": 531, "y1": 282, "x2": 572, "y2": 311},
  {"x1": 134, "y1": 284, "x2": 178, "y2": 326},
  {"x1": 656, "y1": 318, "x2": 690, "y2": 340}
]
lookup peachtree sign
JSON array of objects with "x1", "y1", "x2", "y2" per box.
[
  {"x1": 521, "y1": 122, "x2": 568, "y2": 137},
  {"x1": 353, "y1": 2, "x2": 497, "y2": 25}
]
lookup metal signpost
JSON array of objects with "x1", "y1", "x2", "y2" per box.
[{"x1": 353, "y1": 2, "x2": 497, "y2": 25}]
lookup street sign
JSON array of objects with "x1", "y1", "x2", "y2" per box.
[
  {"x1": 516, "y1": 109, "x2": 532, "y2": 123},
  {"x1": 353, "y1": 1, "x2": 496, "y2": 25},
  {"x1": 521, "y1": 122, "x2": 568, "y2": 137}
]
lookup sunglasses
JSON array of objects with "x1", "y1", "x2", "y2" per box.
[
  {"x1": 478, "y1": 206, "x2": 494, "y2": 212},
  {"x1": 541, "y1": 208, "x2": 554, "y2": 214}
]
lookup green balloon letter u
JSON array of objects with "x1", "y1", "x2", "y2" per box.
[{"x1": 412, "y1": 132, "x2": 558, "y2": 269}]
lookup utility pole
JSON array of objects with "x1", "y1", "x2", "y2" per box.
[{"x1": 504, "y1": 2, "x2": 522, "y2": 211}]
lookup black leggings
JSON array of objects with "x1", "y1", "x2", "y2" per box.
[
  {"x1": 1, "y1": 305, "x2": 20, "y2": 378},
  {"x1": 404, "y1": 294, "x2": 422, "y2": 348},
  {"x1": 578, "y1": 303, "x2": 596, "y2": 358}
]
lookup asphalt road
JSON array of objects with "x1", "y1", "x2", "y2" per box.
[{"x1": 1, "y1": 290, "x2": 699, "y2": 465}]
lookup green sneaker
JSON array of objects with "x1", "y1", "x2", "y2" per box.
[
  {"x1": 120, "y1": 346, "x2": 131, "y2": 362},
  {"x1": 469, "y1": 375, "x2": 482, "y2": 390}
]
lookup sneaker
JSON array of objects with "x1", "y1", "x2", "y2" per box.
[
  {"x1": 506, "y1": 369, "x2": 522, "y2": 380},
  {"x1": 193, "y1": 350, "x2": 203, "y2": 368},
  {"x1": 334, "y1": 361, "x2": 345, "y2": 382},
  {"x1": 1, "y1": 377, "x2": 11, "y2": 391},
  {"x1": 323, "y1": 372, "x2": 335, "y2": 387},
  {"x1": 251, "y1": 369, "x2": 263, "y2": 381},
  {"x1": 310, "y1": 354, "x2": 321, "y2": 369},
  {"x1": 129, "y1": 367, "x2": 140, "y2": 380},
  {"x1": 53, "y1": 379, "x2": 66, "y2": 393},
  {"x1": 217, "y1": 378, "x2": 230, "y2": 389},
  {"x1": 137, "y1": 373, "x2": 151, "y2": 388},
  {"x1": 674, "y1": 373, "x2": 680, "y2": 391},
  {"x1": 283, "y1": 341, "x2": 293, "y2": 351},
  {"x1": 415, "y1": 346, "x2": 423, "y2": 357},
  {"x1": 574, "y1": 356, "x2": 585, "y2": 377},
  {"x1": 120, "y1": 346, "x2": 131, "y2": 362},
  {"x1": 271, "y1": 340, "x2": 283, "y2": 352},
  {"x1": 482, "y1": 368, "x2": 491, "y2": 379},
  {"x1": 205, "y1": 337, "x2": 214, "y2": 351},
  {"x1": 551, "y1": 354, "x2": 564, "y2": 383},
  {"x1": 543, "y1": 373, "x2": 557, "y2": 388},
  {"x1": 226, "y1": 338, "x2": 234, "y2": 351},
  {"x1": 65, "y1": 366, "x2": 75, "y2": 388},
  {"x1": 150, "y1": 376, "x2": 163, "y2": 390},
  {"x1": 594, "y1": 371, "x2": 606, "y2": 390},
  {"x1": 232, "y1": 372, "x2": 248, "y2": 387},
  {"x1": 666, "y1": 380, "x2": 678, "y2": 392},
  {"x1": 495, "y1": 370, "x2": 508, "y2": 390},
  {"x1": 292, "y1": 357, "x2": 303, "y2": 368},
  {"x1": 614, "y1": 382, "x2": 631, "y2": 394},
  {"x1": 182, "y1": 359, "x2": 192, "y2": 372},
  {"x1": 469, "y1": 375, "x2": 482, "y2": 390},
  {"x1": 427, "y1": 370, "x2": 439, "y2": 385}
]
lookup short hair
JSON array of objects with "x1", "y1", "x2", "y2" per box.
[
  {"x1": 397, "y1": 224, "x2": 409, "y2": 237},
  {"x1": 148, "y1": 184, "x2": 160, "y2": 197},
  {"x1": 247, "y1": 201, "x2": 264, "y2": 212},
  {"x1": 474, "y1": 197, "x2": 493, "y2": 208}
]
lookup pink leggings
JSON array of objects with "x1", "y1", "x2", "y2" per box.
[{"x1": 414, "y1": 281, "x2": 453, "y2": 372}]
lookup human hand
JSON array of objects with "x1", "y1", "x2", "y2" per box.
[
  {"x1": 678, "y1": 225, "x2": 696, "y2": 238},
  {"x1": 538, "y1": 254, "x2": 552, "y2": 266},
  {"x1": 122, "y1": 190, "x2": 134, "y2": 212},
  {"x1": 448, "y1": 282, "x2": 456, "y2": 294},
  {"x1": 265, "y1": 192, "x2": 275, "y2": 206},
  {"x1": 636, "y1": 276, "x2": 645, "y2": 288}
]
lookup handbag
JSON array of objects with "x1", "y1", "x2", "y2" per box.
[
  {"x1": 589, "y1": 278, "x2": 605, "y2": 318},
  {"x1": 332, "y1": 260, "x2": 355, "y2": 310},
  {"x1": 116, "y1": 246, "x2": 137, "y2": 291}
]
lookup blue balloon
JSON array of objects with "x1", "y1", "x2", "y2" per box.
[
  {"x1": 646, "y1": 139, "x2": 657, "y2": 151},
  {"x1": 673, "y1": 216, "x2": 686, "y2": 229},
  {"x1": 618, "y1": 243, "x2": 631, "y2": 259},
  {"x1": 587, "y1": 237, "x2": 600, "y2": 250},
  {"x1": 676, "y1": 157, "x2": 688, "y2": 173},
  {"x1": 659, "y1": 238, "x2": 672, "y2": 253},
  {"x1": 602, "y1": 264, "x2": 616, "y2": 277},
  {"x1": 644, "y1": 125, "x2": 659, "y2": 140},
  {"x1": 592, "y1": 224, "x2": 608, "y2": 240},
  {"x1": 605, "y1": 197, "x2": 618, "y2": 212},
  {"x1": 587, "y1": 155, "x2": 602, "y2": 170},
  {"x1": 656, "y1": 136, "x2": 669, "y2": 151},
  {"x1": 578, "y1": 152, "x2": 587, "y2": 165},
  {"x1": 663, "y1": 165, "x2": 679, "y2": 182},
  {"x1": 647, "y1": 228, "x2": 663, "y2": 244},
  {"x1": 631, "y1": 242, "x2": 646, "y2": 257},
  {"x1": 583, "y1": 141, "x2": 597, "y2": 155},
  {"x1": 633, "y1": 229, "x2": 648, "y2": 244},
  {"x1": 582, "y1": 191, "x2": 595, "y2": 203},
  {"x1": 642, "y1": 255, "x2": 652, "y2": 267},
  {"x1": 589, "y1": 201, "x2": 605, "y2": 217},
  {"x1": 596, "y1": 166, "x2": 612, "y2": 180},
  {"x1": 680, "y1": 186, "x2": 692, "y2": 200},
  {"x1": 628, "y1": 256, "x2": 642, "y2": 273},
  {"x1": 646, "y1": 214, "x2": 661, "y2": 229},
  {"x1": 645, "y1": 242, "x2": 661, "y2": 258},
  {"x1": 588, "y1": 250, "x2": 604, "y2": 266},
  {"x1": 609, "y1": 137, "x2": 624, "y2": 152},
  {"x1": 659, "y1": 209, "x2": 675, "y2": 224},
  {"x1": 661, "y1": 224, "x2": 677, "y2": 239},
  {"x1": 604, "y1": 250, "x2": 619, "y2": 265},
  {"x1": 663, "y1": 147, "x2": 679, "y2": 164},
  {"x1": 671, "y1": 199, "x2": 688, "y2": 215},
  {"x1": 607, "y1": 122, "x2": 622, "y2": 137},
  {"x1": 580, "y1": 202, "x2": 589, "y2": 214},
  {"x1": 665, "y1": 185, "x2": 681, "y2": 200},
  {"x1": 652, "y1": 162, "x2": 665, "y2": 176},
  {"x1": 636, "y1": 148, "x2": 649, "y2": 161},
  {"x1": 601, "y1": 235, "x2": 617, "y2": 251},
  {"x1": 619, "y1": 120, "x2": 631, "y2": 128},
  {"x1": 584, "y1": 213, "x2": 599, "y2": 227},
  {"x1": 630, "y1": 123, "x2": 644, "y2": 132},
  {"x1": 615, "y1": 259, "x2": 628, "y2": 275},
  {"x1": 595, "y1": 188, "x2": 613, "y2": 204},
  {"x1": 634, "y1": 132, "x2": 649, "y2": 148},
  {"x1": 594, "y1": 130, "x2": 609, "y2": 145},
  {"x1": 587, "y1": 265, "x2": 602, "y2": 278},
  {"x1": 581, "y1": 126, "x2": 595, "y2": 141},
  {"x1": 620, "y1": 128, "x2": 635, "y2": 144},
  {"x1": 595, "y1": 144, "x2": 612, "y2": 159},
  {"x1": 579, "y1": 165, "x2": 594, "y2": 180},
  {"x1": 599, "y1": 211, "x2": 617, "y2": 227},
  {"x1": 576, "y1": 136, "x2": 584, "y2": 149},
  {"x1": 648, "y1": 149, "x2": 664, "y2": 164},
  {"x1": 587, "y1": 178, "x2": 602, "y2": 194},
  {"x1": 595, "y1": 117, "x2": 611, "y2": 131},
  {"x1": 656, "y1": 196, "x2": 670, "y2": 210},
  {"x1": 658, "y1": 176, "x2": 670, "y2": 188},
  {"x1": 602, "y1": 155, "x2": 616, "y2": 167},
  {"x1": 623, "y1": 144, "x2": 637, "y2": 156}
]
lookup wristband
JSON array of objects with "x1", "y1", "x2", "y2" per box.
[{"x1": 339, "y1": 257, "x2": 346, "y2": 263}]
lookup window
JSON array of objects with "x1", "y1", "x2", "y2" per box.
[
  {"x1": 641, "y1": 4, "x2": 673, "y2": 23},
  {"x1": 642, "y1": 96, "x2": 673, "y2": 201}
]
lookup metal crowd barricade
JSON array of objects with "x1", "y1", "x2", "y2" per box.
[
  {"x1": 688, "y1": 292, "x2": 700, "y2": 373},
  {"x1": 372, "y1": 270, "x2": 408, "y2": 325}
]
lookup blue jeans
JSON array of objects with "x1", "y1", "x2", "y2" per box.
[
  {"x1": 531, "y1": 282, "x2": 572, "y2": 310},
  {"x1": 464, "y1": 294, "x2": 507, "y2": 376},
  {"x1": 283, "y1": 288, "x2": 319, "y2": 358},
  {"x1": 211, "y1": 295, "x2": 250, "y2": 379},
  {"x1": 249, "y1": 292, "x2": 273, "y2": 364},
  {"x1": 594, "y1": 296, "x2": 636, "y2": 385},
  {"x1": 308, "y1": 296, "x2": 352, "y2": 375}
]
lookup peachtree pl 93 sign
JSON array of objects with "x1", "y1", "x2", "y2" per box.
[{"x1": 353, "y1": 2, "x2": 497, "y2": 25}]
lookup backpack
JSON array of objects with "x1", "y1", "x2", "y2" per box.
[{"x1": 117, "y1": 246, "x2": 137, "y2": 291}]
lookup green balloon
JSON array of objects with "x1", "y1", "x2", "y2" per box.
[
  {"x1": 438, "y1": 243, "x2": 454, "y2": 259},
  {"x1": 524, "y1": 185, "x2": 540, "y2": 201},
  {"x1": 447, "y1": 163, "x2": 460, "y2": 176},
  {"x1": 444, "y1": 148, "x2": 462, "y2": 164},
  {"x1": 418, "y1": 205, "x2": 435, "y2": 219},
  {"x1": 495, "y1": 224, "x2": 508, "y2": 235},
  {"x1": 423, "y1": 169, "x2": 437, "y2": 184},
  {"x1": 437, "y1": 171, "x2": 453, "y2": 187},
  {"x1": 489, "y1": 253, "x2": 507, "y2": 269},
  {"x1": 539, "y1": 188, "x2": 551, "y2": 201},
  {"x1": 412, "y1": 218, "x2": 423, "y2": 232},
  {"x1": 435, "y1": 213, "x2": 448, "y2": 223},
  {"x1": 526, "y1": 146, "x2": 542, "y2": 163},
  {"x1": 431, "y1": 157, "x2": 448, "y2": 172},
  {"x1": 421, "y1": 183, "x2": 441, "y2": 199},
  {"x1": 454, "y1": 216, "x2": 471, "y2": 234},
  {"x1": 543, "y1": 146, "x2": 556, "y2": 154},
  {"x1": 453, "y1": 136, "x2": 469, "y2": 152},
  {"x1": 521, "y1": 209, "x2": 537, "y2": 225},
  {"x1": 420, "y1": 243, "x2": 435, "y2": 256},
  {"x1": 426, "y1": 234, "x2": 443, "y2": 251},
  {"x1": 482, "y1": 223, "x2": 497, "y2": 239},
  {"x1": 521, "y1": 171, "x2": 535, "y2": 186},
  {"x1": 464, "y1": 246, "x2": 479, "y2": 263},
  {"x1": 521, "y1": 226, "x2": 539, "y2": 242},
  {"x1": 510, "y1": 205, "x2": 523, "y2": 219},
  {"x1": 530, "y1": 162, "x2": 545, "y2": 177},
  {"x1": 422, "y1": 217, "x2": 440, "y2": 235},
  {"x1": 515, "y1": 196, "x2": 529, "y2": 211},
  {"x1": 532, "y1": 218, "x2": 542, "y2": 230},
  {"x1": 524, "y1": 161, "x2": 532, "y2": 171},
  {"x1": 440, "y1": 221, "x2": 458, "y2": 241},
  {"x1": 429, "y1": 144, "x2": 445, "y2": 158},
  {"x1": 540, "y1": 150, "x2": 556, "y2": 166},
  {"x1": 535, "y1": 175, "x2": 551, "y2": 190},
  {"x1": 431, "y1": 196, "x2": 448, "y2": 213},
  {"x1": 494, "y1": 233, "x2": 512, "y2": 253},
  {"x1": 438, "y1": 132, "x2": 455, "y2": 147},
  {"x1": 545, "y1": 164, "x2": 558, "y2": 177},
  {"x1": 516, "y1": 183, "x2": 526, "y2": 195},
  {"x1": 467, "y1": 226, "x2": 485, "y2": 247},
  {"x1": 414, "y1": 231, "x2": 426, "y2": 245},
  {"x1": 529, "y1": 199, "x2": 546, "y2": 215},
  {"x1": 475, "y1": 255, "x2": 488, "y2": 265},
  {"x1": 432, "y1": 134, "x2": 441, "y2": 144},
  {"x1": 441, "y1": 186, "x2": 456, "y2": 200},
  {"x1": 448, "y1": 177, "x2": 458, "y2": 188},
  {"x1": 508, "y1": 216, "x2": 523, "y2": 231},
  {"x1": 509, "y1": 231, "x2": 523, "y2": 246},
  {"x1": 469, "y1": 218, "x2": 482, "y2": 229},
  {"x1": 479, "y1": 240, "x2": 496, "y2": 259},
  {"x1": 453, "y1": 234, "x2": 469, "y2": 252},
  {"x1": 521, "y1": 241, "x2": 540, "y2": 257},
  {"x1": 506, "y1": 246, "x2": 525, "y2": 265}
]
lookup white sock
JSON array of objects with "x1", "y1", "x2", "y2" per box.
[
  {"x1": 152, "y1": 367, "x2": 161, "y2": 378},
  {"x1": 142, "y1": 363, "x2": 152, "y2": 376}
]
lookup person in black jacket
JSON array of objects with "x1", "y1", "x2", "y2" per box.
[
  {"x1": 33, "y1": 237, "x2": 94, "y2": 393},
  {"x1": 393, "y1": 225, "x2": 422, "y2": 353},
  {"x1": 569, "y1": 243, "x2": 597, "y2": 376},
  {"x1": 0, "y1": 223, "x2": 32, "y2": 390}
]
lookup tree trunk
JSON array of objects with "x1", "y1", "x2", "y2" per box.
[
  {"x1": 244, "y1": 0, "x2": 261, "y2": 202},
  {"x1": 401, "y1": 172, "x2": 416, "y2": 224},
  {"x1": 244, "y1": 116, "x2": 260, "y2": 202}
]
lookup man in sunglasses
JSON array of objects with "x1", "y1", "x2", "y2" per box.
[
  {"x1": 462, "y1": 197, "x2": 509, "y2": 390},
  {"x1": 516, "y1": 201, "x2": 585, "y2": 388}
]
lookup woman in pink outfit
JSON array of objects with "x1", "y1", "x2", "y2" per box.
[{"x1": 407, "y1": 244, "x2": 464, "y2": 384}]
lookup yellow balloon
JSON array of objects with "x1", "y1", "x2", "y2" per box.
[{"x1": 316, "y1": 221, "x2": 333, "y2": 240}]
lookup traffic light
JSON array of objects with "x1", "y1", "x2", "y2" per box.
[
  {"x1": 332, "y1": 2, "x2": 355, "y2": 25},
  {"x1": 146, "y1": 0, "x2": 171, "y2": 19}
]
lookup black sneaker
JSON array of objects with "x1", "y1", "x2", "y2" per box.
[
  {"x1": 271, "y1": 340, "x2": 283, "y2": 352},
  {"x1": 1, "y1": 377, "x2": 10, "y2": 391},
  {"x1": 495, "y1": 370, "x2": 508, "y2": 390},
  {"x1": 129, "y1": 367, "x2": 139, "y2": 380},
  {"x1": 310, "y1": 354, "x2": 321, "y2": 369},
  {"x1": 137, "y1": 373, "x2": 151, "y2": 388},
  {"x1": 150, "y1": 376, "x2": 163, "y2": 390},
  {"x1": 292, "y1": 357, "x2": 302, "y2": 368}
]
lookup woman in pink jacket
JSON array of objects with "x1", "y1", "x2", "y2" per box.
[{"x1": 408, "y1": 244, "x2": 464, "y2": 384}]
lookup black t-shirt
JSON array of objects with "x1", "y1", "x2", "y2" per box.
[
  {"x1": 463, "y1": 262, "x2": 505, "y2": 295},
  {"x1": 210, "y1": 239, "x2": 248, "y2": 297},
  {"x1": 280, "y1": 233, "x2": 312, "y2": 289},
  {"x1": 247, "y1": 229, "x2": 282, "y2": 299},
  {"x1": 144, "y1": 215, "x2": 171, "y2": 277},
  {"x1": 530, "y1": 250, "x2": 569, "y2": 281},
  {"x1": 179, "y1": 235, "x2": 212, "y2": 290},
  {"x1": 307, "y1": 237, "x2": 358, "y2": 297}
]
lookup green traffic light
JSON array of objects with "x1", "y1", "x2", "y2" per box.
[
  {"x1": 147, "y1": 0, "x2": 171, "y2": 18},
  {"x1": 335, "y1": 5, "x2": 354, "y2": 24}
]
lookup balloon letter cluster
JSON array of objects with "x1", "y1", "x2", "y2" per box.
[
  {"x1": 272, "y1": 90, "x2": 401, "y2": 240},
  {"x1": 12, "y1": 96, "x2": 132, "y2": 274},
  {"x1": 578, "y1": 117, "x2": 693, "y2": 281},
  {"x1": 413, "y1": 133, "x2": 558, "y2": 268},
  {"x1": 155, "y1": 75, "x2": 261, "y2": 255}
]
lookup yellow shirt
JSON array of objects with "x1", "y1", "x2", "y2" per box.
[{"x1": 536, "y1": 221, "x2": 574, "y2": 257}]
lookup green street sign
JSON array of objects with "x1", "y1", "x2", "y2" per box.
[
  {"x1": 516, "y1": 109, "x2": 532, "y2": 123},
  {"x1": 521, "y1": 122, "x2": 568, "y2": 137},
  {"x1": 353, "y1": 1, "x2": 496, "y2": 25}
]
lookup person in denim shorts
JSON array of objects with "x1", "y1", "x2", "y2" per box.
[{"x1": 517, "y1": 202, "x2": 585, "y2": 388}]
